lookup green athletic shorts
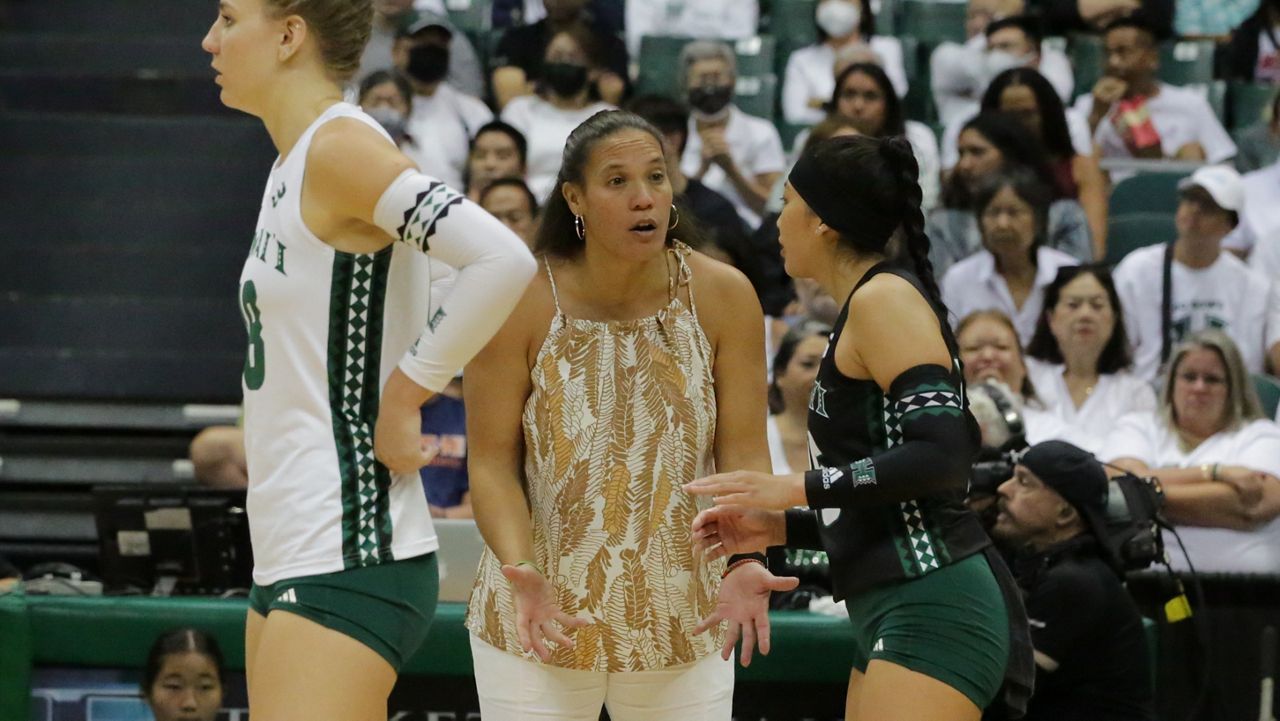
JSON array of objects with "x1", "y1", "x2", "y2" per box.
[
  {"x1": 844, "y1": 552, "x2": 1009, "y2": 710},
  {"x1": 248, "y1": 552, "x2": 438, "y2": 672}
]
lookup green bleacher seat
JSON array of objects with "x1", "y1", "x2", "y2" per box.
[
  {"x1": 899, "y1": 0, "x2": 967, "y2": 46},
  {"x1": 635, "y1": 35, "x2": 776, "y2": 99},
  {"x1": 736, "y1": 74, "x2": 779, "y2": 121},
  {"x1": 442, "y1": 0, "x2": 492, "y2": 33},
  {"x1": 767, "y1": 0, "x2": 819, "y2": 55},
  {"x1": 1254, "y1": 374, "x2": 1280, "y2": 419},
  {"x1": 1158, "y1": 40, "x2": 1215, "y2": 87},
  {"x1": 1104, "y1": 212, "x2": 1175, "y2": 266},
  {"x1": 1068, "y1": 34, "x2": 1103, "y2": 101},
  {"x1": 1230, "y1": 81, "x2": 1278, "y2": 130},
  {"x1": 1206, "y1": 79, "x2": 1227, "y2": 124},
  {"x1": 1109, "y1": 170, "x2": 1190, "y2": 217},
  {"x1": 779, "y1": 120, "x2": 810, "y2": 152}
]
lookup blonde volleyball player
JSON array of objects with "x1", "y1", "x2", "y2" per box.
[{"x1": 201, "y1": 2, "x2": 535, "y2": 719}]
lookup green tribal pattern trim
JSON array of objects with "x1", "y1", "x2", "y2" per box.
[
  {"x1": 328, "y1": 250, "x2": 394, "y2": 568},
  {"x1": 882, "y1": 395, "x2": 942, "y2": 577}
]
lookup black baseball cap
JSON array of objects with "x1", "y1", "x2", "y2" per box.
[{"x1": 1019, "y1": 440, "x2": 1110, "y2": 543}]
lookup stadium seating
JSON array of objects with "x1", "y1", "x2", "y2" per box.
[
  {"x1": 1103, "y1": 212, "x2": 1175, "y2": 266},
  {"x1": 1255, "y1": 373, "x2": 1280, "y2": 419},
  {"x1": 1230, "y1": 81, "x2": 1277, "y2": 129},
  {"x1": 898, "y1": 0, "x2": 967, "y2": 45}
]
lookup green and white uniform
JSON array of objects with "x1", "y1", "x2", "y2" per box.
[{"x1": 240, "y1": 102, "x2": 534, "y2": 586}]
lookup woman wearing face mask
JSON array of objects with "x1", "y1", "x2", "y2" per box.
[
  {"x1": 501, "y1": 25, "x2": 615, "y2": 201},
  {"x1": 358, "y1": 69, "x2": 435, "y2": 176},
  {"x1": 679, "y1": 40, "x2": 787, "y2": 230},
  {"x1": 941, "y1": 165, "x2": 1079, "y2": 346},
  {"x1": 782, "y1": 0, "x2": 907, "y2": 126},
  {"x1": 929, "y1": 112, "x2": 1092, "y2": 277},
  {"x1": 392, "y1": 18, "x2": 494, "y2": 189},
  {"x1": 142, "y1": 628, "x2": 225, "y2": 721},
  {"x1": 1023, "y1": 265, "x2": 1155, "y2": 453}
]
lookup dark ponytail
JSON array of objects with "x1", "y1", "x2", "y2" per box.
[{"x1": 879, "y1": 135, "x2": 947, "y2": 313}]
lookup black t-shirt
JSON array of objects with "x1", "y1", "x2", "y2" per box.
[
  {"x1": 1016, "y1": 538, "x2": 1155, "y2": 721},
  {"x1": 492, "y1": 19, "x2": 629, "y2": 84}
]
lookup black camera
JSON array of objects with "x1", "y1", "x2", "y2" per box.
[{"x1": 970, "y1": 449, "x2": 1166, "y2": 572}]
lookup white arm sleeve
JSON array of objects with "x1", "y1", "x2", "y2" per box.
[{"x1": 373, "y1": 169, "x2": 537, "y2": 392}]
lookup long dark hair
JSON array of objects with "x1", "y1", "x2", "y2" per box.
[
  {"x1": 942, "y1": 111, "x2": 1057, "y2": 210},
  {"x1": 972, "y1": 164, "x2": 1052, "y2": 267},
  {"x1": 142, "y1": 628, "x2": 225, "y2": 695},
  {"x1": 980, "y1": 67, "x2": 1074, "y2": 160},
  {"x1": 533, "y1": 110, "x2": 705, "y2": 257},
  {"x1": 827, "y1": 62, "x2": 905, "y2": 137},
  {"x1": 769, "y1": 320, "x2": 832, "y2": 414},
  {"x1": 797, "y1": 134, "x2": 945, "y2": 312},
  {"x1": 1026, "y1": 265, "x2": 1133, "y2": 373}
]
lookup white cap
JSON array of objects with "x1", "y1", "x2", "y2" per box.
[{"x1": 1177, "y1": 165, "x2": 1244, "y2": 212}]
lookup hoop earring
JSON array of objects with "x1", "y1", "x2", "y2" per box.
[
  {"x1": 574, "y1": 214, "x2": 585, "y2": 240},
  {"x1": 669, "y1": 204, "x2": 680, "y2": 230}
]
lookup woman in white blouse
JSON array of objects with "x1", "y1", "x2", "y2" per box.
[
  {"x1": 1105, "y1": 331, "x2": 1280, "y2": 574},
  {"x1": 1024, "y1": 265, "x2": 1156, "y2": 454},
  {"x1": 941, "y1": 165, "x2": 1078, "y2": 346},
  {"x1": 765, "y1": 321, "x2": 830, "y2": 475},
  {"x1": 781, "y1": 0, "x2": 907, "y2": 126}
]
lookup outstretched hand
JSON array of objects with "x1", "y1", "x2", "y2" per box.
[
  {"x1": 501, "y1": 563, "x2": 591, "y2": 662},
  {"x1": 697, "y1": 562, "x2": 799, "y2": 667},
  {"x1": 692, "y1": 505, "x2": 786, "y2": 561},
  {"x1": 684, "y1": 470, "x2": 807, "y2": 511}
]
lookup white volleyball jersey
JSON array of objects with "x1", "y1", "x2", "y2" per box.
[{"x1": 239, "y1": 102, "x2": 446, "y2": 585}]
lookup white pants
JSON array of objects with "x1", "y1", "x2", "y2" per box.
[{"x1": 469, "y1": 634, "x2": 735, "y2": 721}]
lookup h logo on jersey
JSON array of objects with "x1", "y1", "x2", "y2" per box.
[
  {"x1": 809, "y1": 382, "x2": 830, "y2": 418},
  {"x1": 271, "y1": 181, "x2": 287, "y2": 208}
]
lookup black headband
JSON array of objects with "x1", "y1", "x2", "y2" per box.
[{"x1": 788, "y1": 148, "x2": 899, "y2": 254}]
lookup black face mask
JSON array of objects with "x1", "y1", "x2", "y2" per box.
[
  {"x1": 541, "y1": 62, "x2": 589, "y2": 97},
  {"x1": 407, "y1": 43, "x2": 450, "y2": 84},
  {"x1": 687, "y1": 84, "x2": 734, "y2": 116}
]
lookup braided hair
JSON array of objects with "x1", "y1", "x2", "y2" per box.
[{"x1": 880, "y1": 135, "x2": 945, "y2": 312}]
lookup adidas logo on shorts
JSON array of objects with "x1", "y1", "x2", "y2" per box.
[
  {"x1": 872, "y1": 638, "x2": 885, "y2": 653},
  {"x1": 276, "y1": 588, "x2": 298, "y2": 604}
]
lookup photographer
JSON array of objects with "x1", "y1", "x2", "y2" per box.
[{"x1": 987, "y1": 441, "x2": 1154, "y2": 720}]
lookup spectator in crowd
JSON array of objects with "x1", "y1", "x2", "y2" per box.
[
  {"x1": 358, "y1": 0, "x2": 484, "y2": 97},
  {"x1": 1224, "y1": 118, "x2": 1280, "y2": 261},
  {"x1": 1025, "y1": 265, "x2": 1157, "y2": 453},
  {"x1": 142, "y1": 628, "x2": 225, "y2": 721},
  {"x1": 624, "y1": 0, "x2": 760, "y2": 58},
  {"x1": 766, "y1": 321, "x2": 830, "y2": 475},
  {"x1": 391, "y1": 17, "x2": 494, "y2": 189},
  {"x1": 627, "y1": 95, "x2": 758, "y2": 276},
  {"x1": 1113, "y1": 165, "x2": 1280, "y2": 381},
  {"x1": 930, "y1": 113, "x2": 1092, "y2": 276},
  {"x1": 931, "y1": 2, "x2": 1075, "y2": 127},
  {"x1": 827, "y1": 62, "x2": 941, "y2": 211},
  {"x1": 419, "y1": 377, "x2": 472, "y2": 518},
  {"x1": 1225, "y1": 0, "x2": 1280, "y2": 81},
  {"x1": 1233, "y1": 88, "x2": 1280, "y2": 173},
  {"x1": 500, "y1": 26, "x2": 615, "y2": 200},
  {"x1": 1039, "y1": 0, "x2": 1173, "y2": 36},
  {"x1": 357, "y1": 69, "x2": 448, "y2": 188},
  {"x1": 1074, "y1": 16, "x2": 1236, "y2": 175},
  {"x1": 942, "y1": 166, "x2": 1081, "y2": 345},
  {"x1": 465, "y1": 120, "x2": 529, "y2": 202},
  {"x1": 479, "y1": 178, "x2": 539, "y2": 247},
  {"x1": 988, "y1": 441, "x2": 1155, "y2": 721},
  {"x1": 959, "y1": 310, "x2": 1074, "y2": 446},
  {"x1": 189, "y1": 426, "x2": 247, "y2": 490},
  {"x1": 1106, "y1": 331, "x2": 1280, "y2": 573},
  {"x1": 680, "y1": 41, "x2": 787, "y2": 231},
  {"x1": 491, "y1": 0, "x2": 628, "y2": 109},
  {"x1": 782, "y1": 0, "x2": 908, "y2": 126},
  {"x1": 975, "y1": 68, "x2": 1109, "y2": 256}
]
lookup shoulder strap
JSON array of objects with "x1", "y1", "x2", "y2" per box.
[
  {"x1": 544, "y1": 261, "x2": 564, "y2": 317},
  {"x1": 1160, "y1": 240, "x2": 1175, "y2": 367}
]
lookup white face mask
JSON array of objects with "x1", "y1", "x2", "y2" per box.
[
  {"x1": 982, "y1": 49, "x2": 1035, "y2": 84},
  {"x1": 816, "y1": 0, "x2": 861, "y2": 38}
]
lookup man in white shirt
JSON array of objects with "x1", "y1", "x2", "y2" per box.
[
  {"x1": 1073, "y1": 16, "x2": 1235, "y2": 174},
  {"x1": 624, "y1": 0, "x2": 759, "y2": 59},
  {"x1": 1114, "y1": 165, "x2": 1280, "y2": 381},
  {"x1": 678, "y1": 41, "x2": 786, "y2": 230},
  {"x1": 1222, "y1": 155, "x2": 1280, "y2": 273},
  {"x1": 393, "y1": 16, "x2": 495, "y2": 189},
  {"x1": 931, "y1": 0, "x2": 1075, "y2": 127}
]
